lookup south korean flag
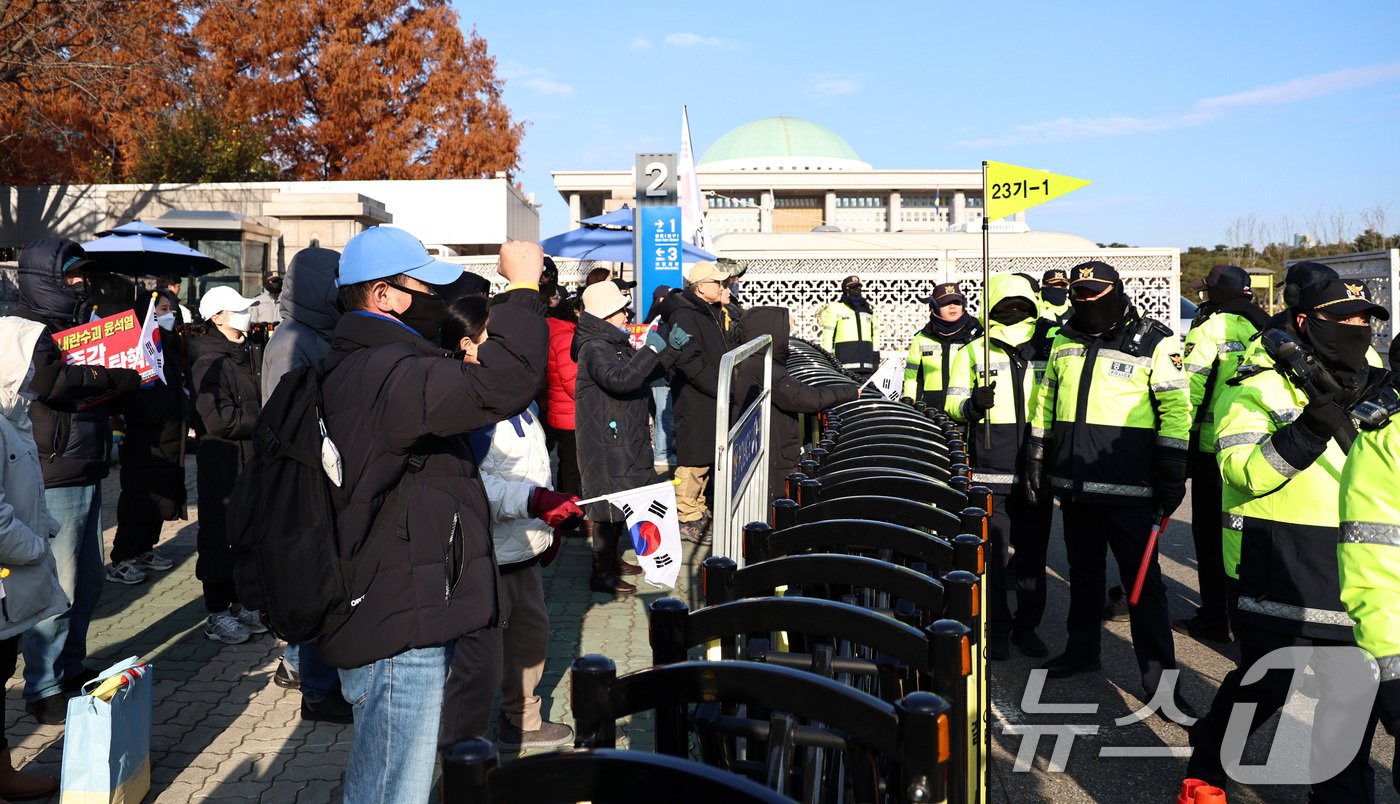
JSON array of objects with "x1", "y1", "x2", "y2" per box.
[
  {"x1": 610, "y1": 481, "x2": 683, "y2": 589},
  {"x1": 859, "y1": 358, "x2": 903, "y2": 401}
]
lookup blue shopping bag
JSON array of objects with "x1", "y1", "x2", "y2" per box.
[{"x1": 60, "y1": 657, "x2": 153, "y2": 804}]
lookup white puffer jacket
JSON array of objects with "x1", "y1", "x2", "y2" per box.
[{"x1": 472, "y1": 405, "x2": 554, "y2": 567}]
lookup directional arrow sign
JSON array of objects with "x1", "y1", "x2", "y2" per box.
[{"x1": 983, "y1": 161, "x2": 1090, "y2": 221}]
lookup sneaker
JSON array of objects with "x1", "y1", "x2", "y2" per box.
[
  {"x1": 680, "y1": 521, "x2": 711, "y2": 546},
  {"x1": 135, "y1": 550, "x2": 175, "y2": 571},
  {"x1": 105, "y1": 559, "x2": 147, "y2": 585},
  {"x1": 496, "y1": 719, "x2": 574, "y2": 751},
  {"x1": 24, "y1": 693, "x2": 67, "y2": 726},
  {"x1": 204, "y1": 612, "x2": 252, "y2": 644},
  {"x1": 272, "y1": 656, "x2": 301, "y2": 690},
  {"x1": 230, "y1": 604, "x2": 269, "y2": 635},
  {"x1": 1171, "y1": 615, "x2": 1234, "y2": 645},
  {"x1": 1102, "y1": 586, "x2": 1130, "y2": 622},
  {"x1": 301, "y1": 690, "x2": 355, "y2": 724}
]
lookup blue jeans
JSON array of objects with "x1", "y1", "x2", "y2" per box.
[
  {"x1": 651, "y1": 385, "x2": 676, "y2": 465},
  {"x1": 339, "y1": 644, "x2": 452, "y2": 804},
  {"x1": 22, "y1": 484, "x2": 104, "y2": 701},
  {"x1": 284, "y1": 641, "x2": 340, "y2": 701}
]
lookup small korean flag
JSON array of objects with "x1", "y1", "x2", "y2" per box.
[
  {"x1": 859, "y1": 359, "x2": 903, "y2": 401},
  {"x1": 610, "y1": 481, "x2": 683, "y2": 589},
  {"x1": 137, "y1": 293, "x2": 165, "y2": 385}
]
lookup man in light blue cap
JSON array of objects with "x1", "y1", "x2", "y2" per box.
[{"x1": 317, "y1": 227, "x2": 549, "y2": 804}]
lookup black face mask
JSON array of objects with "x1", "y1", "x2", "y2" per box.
[
  {"x1": 990, "y1": 300, "x2": 1035, "y2": 326},
  {"x1": 1304, "y1": 316, "x2": 1372, "y2": 390},
  {"x1": 1041, "y1": 286, "x2": 1068, "y2": 306},
  {"x1": 386, "y1": 281, "x2": 447, "y2": 339},
  {"x1": 1068, "y1": 285, "x2": 1125, "y2": 335}
]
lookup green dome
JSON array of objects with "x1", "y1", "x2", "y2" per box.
[{"x1": 699, "y1": 117, "x2": 869, "y2": 171}]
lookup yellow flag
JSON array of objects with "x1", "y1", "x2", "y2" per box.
[{"x1": 983, "y1": 160, "x2": 1090, "y2": 221}]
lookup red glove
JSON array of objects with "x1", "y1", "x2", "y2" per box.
[{"x1": 530, "y1": 487, "x2": 583, "y2": 529}]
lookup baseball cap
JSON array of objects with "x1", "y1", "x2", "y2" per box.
[
  {"x1": 582, "y1": 281, "x2": 631, "y2": 319},
  {"x1": 612, "y1": 278, "x2": 638, "y2": 291},
  {"x1": 338, "y1": 226, "x2": 462, "y2": 287},
  {"x1": 920, "y1": 282, "x2": 966, "y2": 306},
  {"x1": 1042, "y1": 268, "x2": 1069, "y2": 286},
  {"x1": 688, "y1": 262, "x2": 730, "y2": 286},
  {"x1": 1297, "y1": 279, "x2": 1389, "y2": 320},
  {"x1": 1284, "y1": 261, "x2": 1339, "y2": 290},
  {"x1": 1190, "y1": 264, "x2": 1252, "y2": 294},
  {"x1": 199, "y1": 285, "x2": 259, "y2": 319},
  {"x1": 1068, "y1": 260, "x2": 1119, "y2": 289}
]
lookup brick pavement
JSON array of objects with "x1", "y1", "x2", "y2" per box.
[{"x1": 4, "y1": 465, "x2": 686, "y2": 801}]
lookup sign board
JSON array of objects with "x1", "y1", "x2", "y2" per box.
[
  {"x1": 637, "y1": 205, "x2": 683, "y2": 326},
  {"x1": 729, "y1": 400, "x2": 765, "y2": 498},
  {"x1": 52, "y1": 311, "x2": 161, "y2": 407},
  {"x1": 634, "y1": 152, "x2": 678, "y2": 208}
]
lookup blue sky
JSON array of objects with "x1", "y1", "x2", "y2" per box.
[{"x1": 457, "y1": 1, "x2": 1400, "y2": 249}]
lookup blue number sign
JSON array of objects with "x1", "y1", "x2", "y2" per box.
[{"x1": 637, "y1": 206, "x2": 683, "y2": 323}]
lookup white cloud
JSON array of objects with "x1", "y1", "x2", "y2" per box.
[
  {"x1": 956, "y1": 60, "x2": 1400, "y2": 147},
  {"x1": 813, "y1": 79, "x2": 860, "y2": 97},
  {"x1": 502, "y1": 64, "x2": 575, "y2": 97},
  {"x1": 629, "y1": 36, "x2": 653, "y2": 51},
  {"x1": 665, "y1": 32, "x2": 735, "y2": 48}
]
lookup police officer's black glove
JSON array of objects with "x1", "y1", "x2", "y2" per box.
[
  {"x1": 1022, "y1": 439, "x2": 1046, "y2": 506},
  {"x1": 1154, "y1": 455, "x2": 1188, "y2": 516},
  {"x1": 110, "y1": 368, "x2": 144, "y2": 394},
  {"x1": 969, "y1": 383, "x2": 996, "y2": 418},
  {"x1": 1298, "y1": 397, "x2": 1350, "y2": 442}
]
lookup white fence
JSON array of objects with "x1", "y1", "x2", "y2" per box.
[{"x1": 712, "y1": 335, "x2": 773, "y2": 567}]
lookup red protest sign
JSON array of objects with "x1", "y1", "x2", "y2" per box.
[
  {"x1": 52, "y1": 311, "x2": 160, "y2": 381},
  {"x1": 625, "y1": 323, "x2": 652, "y2": 350}
]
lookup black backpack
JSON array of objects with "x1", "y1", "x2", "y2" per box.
[{"x1": 226, "y1": 366, "x2": 353, "y2": 642}]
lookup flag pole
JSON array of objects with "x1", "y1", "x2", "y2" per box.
[{"x1": 981, "y1": 161, "x2": 992, "y2": 450}]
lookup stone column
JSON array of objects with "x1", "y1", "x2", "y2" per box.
[
  {"x1": 888, "y1": 191, "x2": 901, "y2": 232},
  {"x1": 760, "y1": 191, "x2": 773, "y2": 233},
  {"x1": 568, "y1": 193, "x2": 582, "y2": 229},
  {"x1": 952, "y1": 192, "x2": 967, "y2": 227},
  {"x1": 824, "y1": 191, "x2": 837, "y2": 229}
]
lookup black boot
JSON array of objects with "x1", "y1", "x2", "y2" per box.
[{"x1": 589, "y1": 522, "x2": 635, "y2": 595}]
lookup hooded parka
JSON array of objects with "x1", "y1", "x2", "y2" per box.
[
  {"x1": 260, "y1": 246, "x2": 341, "y2": 400},
  {"x1": 572, "y1": 312, "x2": 673, "y2": 522},
  {"x1": 666, "y1": 288, "x2": 731, "y2": 467},
  {"x1": 731, "y1": 307, "x2": 858, "y2": 500},
  {"x1": 0, "y1": 317, "x2": 71, "y2": 639}
]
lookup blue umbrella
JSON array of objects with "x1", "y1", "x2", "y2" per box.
[
  {"x1": 579, "y1": 206, "x2": 634, "y2": 229},
  {"x1": 82, "y1": 221, "x2": 228, "y2": 277},
  {"x1": 540, "y1": 222, "x2": 717, "y2": 264}
]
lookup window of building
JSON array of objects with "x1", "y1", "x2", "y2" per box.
[
  {"x1": 773, "y1": 196, "x2": 820, "y2": 209},
  {"x1": 708, "y1": 194, "x2": 760, "y2": 209},
  {"x1": 836, "y1": 194, "x2": 886, "y2": 209}
]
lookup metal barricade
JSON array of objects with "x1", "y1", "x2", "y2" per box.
[{"x1": 713, "y1": 335, "x2": 773, "y2": 566}]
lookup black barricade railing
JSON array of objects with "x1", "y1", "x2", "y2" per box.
[
  {"x1": 648, "y1": 596, "x2": 934, "y2": 698},
  {"x1": 700, "y1": 554, "x2": 945, "y2": 627},
  {"x1": 819, "y1": 453, "x2": 949, "y2": 480},
  {"x1": 796, "y1": 495, "x2": 962, "y2": 540},
  {"x1": 746, "y1": 519, "x2": 954, "y2": 576},
  {"x1": 440, "y1": 740, "x2": 793, "y2": 804},
  {"x1": 817, "y1": 475, "x2": 967, "y2": 513},
  {"x1": 837, "y1": 417, "x2": 941, "y2": 438},
  {"x1": 569, "y1": 656, "x2": 952, "y2": 804},
  {"x1": 831, "y1": 432, "x2": 950, "y2": 460},
  {"x1": 815, "y1": 465, "x2": 949, "y2": 490}
]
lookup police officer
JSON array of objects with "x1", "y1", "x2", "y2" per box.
[
  {"x1": 1187, "y1": 279, "x2": 1389, "y2": 798},
  {"x1": 1025, "y1": 260, "x2": 1190, "y2": 701},
  {"x1": 1038, "y1": 268, "x2": 1072, "y2": 325},
  {"x1": 1339, "y1": 342, "x2": 1400, "y2": 798},
  {"x1": 1173, "y1": 265, "x2": 1269, "y2": 645},
  {"x1": 818, "y1": 275, "x2": 878, "y2": 378},
  {"x1": 945, "y1": 274, "x2": 1056, "y2": 660},
  {"x1": 902, "y1": 282, "x2": 980, "y2": 409}
]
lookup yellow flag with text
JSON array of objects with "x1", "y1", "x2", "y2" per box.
[{"x1": 983, "y1": 161, "x2": 1090, "y2": 221}]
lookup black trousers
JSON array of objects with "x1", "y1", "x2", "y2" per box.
[
  {"x1": 987, "y1": 491, "x2": 1051, "y2": 635},
  {"x1": 1189, "y1": 449, "x2": 1229, "y2": 626},
  {"x1": 551, "y1": 427, "x2": 581, "y2": 498},
  {"x1": 1189, "y1": 626, "x2": 1381, "y2": 801},
  {"x1": 112, "y1": 515, "x2": 162, "y2": 565},
  {"x1": 1061, "y1": 503, "x2": 1176, "y2": 693},
  {"x1": 1, "y1": 634, "x2": 17, "y2": 750}
]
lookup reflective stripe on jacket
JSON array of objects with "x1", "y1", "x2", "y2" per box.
[
  {"x1": 1339, "y1": 407, "x2": 1400, "y2": 674},
  {"x1": 1028, "y1": 311, "x2": 1190, "y2": 506},
  {"x1": 1182, "y1": 311, "x2": 1259, "y2": 454},
  {"x1": 1215, "y1": 348, "x2": 1355, "y2": 641},
  {"x1": 819, "y1": 301, "x2": 877, "y2": 371}
]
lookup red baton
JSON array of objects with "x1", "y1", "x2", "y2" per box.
[{"x1": 1129, "y1": 511, "x2": 1172, "y2": 607}]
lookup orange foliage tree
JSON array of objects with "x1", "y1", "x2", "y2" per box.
[
  {"x1": 0, "y1": 0, "x2": 194, "y2": 183},
  {"x1": 193, "y1": 0, "x2": 524, "y2": 180}
]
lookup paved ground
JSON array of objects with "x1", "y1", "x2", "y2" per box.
[{"x1": 5, "y1": 465, "x2": 1396, "y2": 802}]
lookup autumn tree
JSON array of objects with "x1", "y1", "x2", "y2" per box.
[
  {"x1": 128, "y1": 105, "x2": 280, "y2": 183},
  {"x1": 192, "y1": 0, "x2": 524, "y2": 180},
  {"x1": 0, "y1": 0, "x2": 195, "y2": 183}
]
